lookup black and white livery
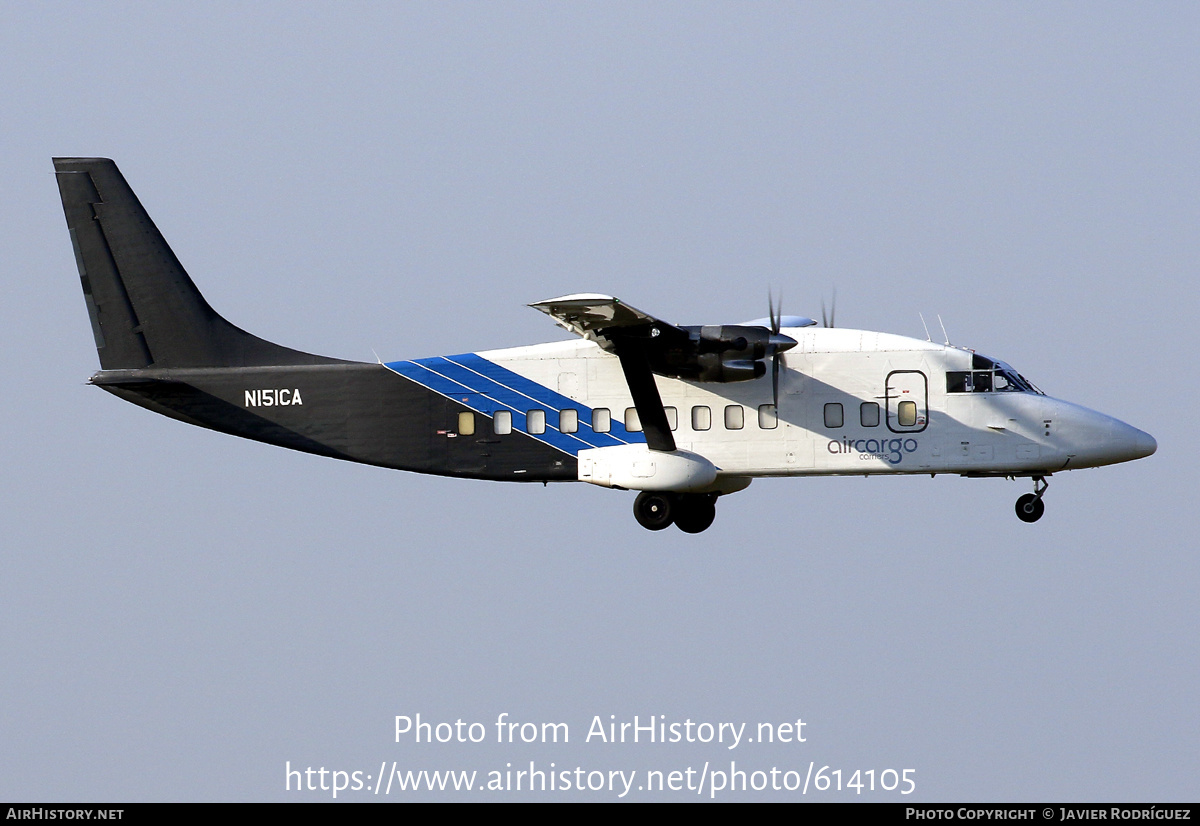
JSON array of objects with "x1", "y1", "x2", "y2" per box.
[{"x1": 55, "y1": 158, "x2": 1156, "y2": 533}]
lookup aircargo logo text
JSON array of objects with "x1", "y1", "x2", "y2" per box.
[{"x1": 828, "y1": 437, "x2": 919, "y2": 464}]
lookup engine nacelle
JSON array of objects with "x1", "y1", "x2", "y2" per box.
[
  {"x1": 604, "y1": 321, "x2": 795, "y2": 385},
  {"x1": 695, "y1": 354, "x2": 766, "y2": 383},
  {"x1": 697, "y1": 324, "x2": 772, "y2": 356}
]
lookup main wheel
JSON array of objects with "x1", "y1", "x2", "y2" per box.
[
  {"x1": 634, "y1": 491, "x2": 674, "y2": 530},
  {"x1": 1015, "y1": 493, "x2": 1045, "y2": 523},
  {"x1": 674, "y1": 495, "x2": 717, "y2": 534}
]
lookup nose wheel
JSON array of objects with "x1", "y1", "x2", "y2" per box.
[
  {"x1": 1015, "y1": 476, "x2": 1048, "y2": 523},
  {"x1": 633, "y1": 492, "x2": 718, "y2": 533}
]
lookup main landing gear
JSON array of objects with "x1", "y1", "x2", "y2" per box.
[
  {"x1": 634, "y1": 491, "x2": 718, "y2": 533},
  {"x1": 1015, "y1": 476, "x2": 1048, "y2": 523}
]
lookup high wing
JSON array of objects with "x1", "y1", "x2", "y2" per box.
[
  {"x1": 528, "y1": 294, "x2": 690, "y2": 351},
  {"x1": 530, "y1": 294, "x2": 798, "y2": 454},
  {"x1": 531, "y1": 294, "x2": 683, "y2": 452}
]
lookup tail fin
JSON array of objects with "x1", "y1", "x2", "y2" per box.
[{"x1": 54, "y1": 157, "x2": 343, "y2": 369}]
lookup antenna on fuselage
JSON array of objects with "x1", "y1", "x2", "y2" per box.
[
  {"x1": 821, "y1": 288, "x2": 837, "y2": 328},
  {"x1": 937, "y1": 314, "x2": 951, "y2": 345},
  {"x1": 919, "y1": 312, "x2": 932, "y2": 342}
]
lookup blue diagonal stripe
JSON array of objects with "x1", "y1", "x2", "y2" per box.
[{"x1": 383, "y1": 354, "x2": 647, "y2": 455}]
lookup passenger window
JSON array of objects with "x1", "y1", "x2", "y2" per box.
[
  {"x1": 692, "y1": 405, "x2": 711, "y2": 431},
  {"x1": 457, "y1": 411, "x2": 475, "y2": 436},
  {"x1": 824, "y1": 403, "x2": 843, "y2": 428},
  {"x1": 861, "y1": 402, "x2": 880, "y2": 427},
  {"x1": 897, "y1": 400, "x2": 917, "y2": 427},
  {"x1": 593, "y1": 408, "x2": 611, "y2": 433},
  {"x1": 758, "y1": 404, "x2": 777, "y2": 429},
  {"x1": 493, "y1": 410, "x2": 511, "y2": 435},
  {"x1": 624, "y1": 407, "x2": 642, "y2": 432},
  {"x1": 724, "y1": 405, "x2": 744, "y2": 430},
  {"x1": 526, "y1": 409, "x2": 545, "y2": 435},
  {"x1": 559, "y1": 408, "x2": 578, "y2": 434},
  {"x1": 664, "y1": 406, "x2": 678, "y2": 431}
]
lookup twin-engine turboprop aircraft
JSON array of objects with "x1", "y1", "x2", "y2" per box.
[{"x1": 55, "y1": 158, "x2": 1156, "y2": 533}]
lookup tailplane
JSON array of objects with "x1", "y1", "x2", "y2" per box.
[{"x1": 54, "y1": 157, "x2": 343, "y2": 369}]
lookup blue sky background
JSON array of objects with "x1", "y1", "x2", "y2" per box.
[{"x1": 1, "y1": 2, "x2": 1196, "y2": 801}]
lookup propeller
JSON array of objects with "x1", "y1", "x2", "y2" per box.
[
  {"x1": 821, "y1": 287, "x2": 837, "y2": 328},
  {"x1": 766, "y1": 291, "x2": 796, "y2": 411}
]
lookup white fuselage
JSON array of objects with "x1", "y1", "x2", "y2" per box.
[{"x1": 479, "y1": 327, "x2": 1154, "y2": 486}]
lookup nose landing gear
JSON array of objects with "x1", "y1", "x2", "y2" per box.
[
  {"x1": 633, "y1": 491, "x2": 719, "y2": 533},
  {"x1": 1015, "y1": 476, "x2": 1048, "y2": 523}
]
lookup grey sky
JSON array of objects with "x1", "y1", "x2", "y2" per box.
[{"x1": 1, "y1": 2, "x2": 1196, "y2": 801}]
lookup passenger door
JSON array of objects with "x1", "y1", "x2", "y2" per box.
[{"x1": 886, "y1": 371, "x2": 928, "y2": 433}]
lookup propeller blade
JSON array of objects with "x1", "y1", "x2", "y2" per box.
[
  {"x1": 772, "y1": 350, "x2": 780, "y2": 410},
  {"x1": 764, "y1": 290, "x2": 794, "y2": 410}
]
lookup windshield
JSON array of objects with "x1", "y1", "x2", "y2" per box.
[{"x1": 946, "y1": 355, "x2": 1043, "y2": 395}]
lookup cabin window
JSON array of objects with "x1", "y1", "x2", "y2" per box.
[
  {"x1": 493, "y1": 410, "x2": 511, "y2": 435},
  {"x1": 526, "y1": 409, "x2": 545, "y2": 435},
  {"x1": 897, "y1": 400, "x2": 918, "y2": 427},
  {"x1": 457, "y1": 411, "x2": 476, "y2": 436},
  {"x1": 559, "y1": 408, "x2": 578, "y2": 433},
  {"x1": 861, "y1": 402, "x2": 880, "y2": 427},
  {"x1": 624, "y1": 408, "x2": 642, "y2": 432},
  {"x1": 724, "y1": 405, "x2": 744, "y2": 430},
  {"x1": 758, "y1": 404, "x2": 777, "y2": 429},
  {"x1": 824, "y1": 403, "x2": 843, "y2": 428},
  {"x1": 664, "y1": 406, "x2": 678, "y2": 431},
  {"x1": 692, "y1": 406, "x2": 711, "y2": 431},
  {"x1": 593, "y1": 408, "x2": 611, "y2": 433}
]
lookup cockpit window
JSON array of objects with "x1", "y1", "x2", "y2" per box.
[{"x1": 947, "y1": 357, "x2": 1043, "y2": 395}]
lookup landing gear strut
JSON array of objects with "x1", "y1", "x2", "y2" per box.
[
  {"x1": 633, "y1": 491, "x2": 719, "y2": 533},
  {"x1": 1015, "y1": 476, "x2": 1048, "y2": 523}
]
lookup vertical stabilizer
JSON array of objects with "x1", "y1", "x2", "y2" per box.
[{"x1": 54, "y1": 157, "x2": 343, "y2": 369}]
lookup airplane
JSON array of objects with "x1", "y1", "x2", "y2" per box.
[{"x1": 54, "y1": 157, "x2": 1157, "y2": 533}]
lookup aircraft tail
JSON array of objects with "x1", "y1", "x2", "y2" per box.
[{"x1": 54, "y1": 157, "x2": 342, "y2": 369}]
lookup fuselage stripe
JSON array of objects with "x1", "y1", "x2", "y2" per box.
[
  {"x1": 383, "y1": 354, "x2": 646, "y2": 455},
  {"x1": 448, "y1": 353, "x2": 646, "y2": 445},
  {"x1": 399, "y1": 357, "x2": 596, "y2": 453}
]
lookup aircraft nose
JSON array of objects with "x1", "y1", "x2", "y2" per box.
[
  {"x1": 1055, "y1": 402, "x2": 1157, "y2": 468},
  {"x1": 1132, "y1": 428, "x2": 1157, "y2": 460},
  {"x1": 1108, "y1": 421, "x2": 1156, "y2": 464}
]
